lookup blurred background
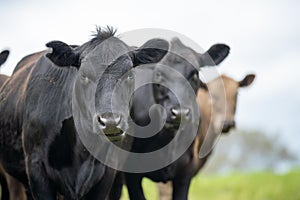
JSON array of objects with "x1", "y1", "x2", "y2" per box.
[{"x1": 0, "y1": 0, "x2": 299, "y2": 199}]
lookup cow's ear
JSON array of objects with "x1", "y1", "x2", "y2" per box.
[
  {"x1": 199, "y1": 44, "x2": 230, "y2": 67},
  {"x1": 239, "y1": 74, "x2": 255, "y2": 87},
  {"x1": 132, "y1": 39, "x2": 169, "y2": 66},
  {"x1": 46, "y1": 41, "x2": 80, "y2": 68},
  {"x1": 0, "y1": 50, "x2": 9, "y2": 66}
]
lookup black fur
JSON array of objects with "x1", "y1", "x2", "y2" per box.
[
  {"x1": 0, "y1": 27, "x2": 169, "y2": 199},
  {"x1": 0, "y1": 50, "x2": 9, "y2": 66},
  {"x1": 110, "y1": 39, "x2": 230, "y2": 200}
]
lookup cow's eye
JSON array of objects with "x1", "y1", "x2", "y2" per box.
[
  {"x1": 155, "y1": 84, "x2": 168, "y2": 99},
  {"x1": 156, "y1": 84, "x2": 164, "y2": 91},
  {"x1": 193, "y1": 73, "x2": 198, "y2": 80},
  {"x1": 80, "y1": 72, "x2": 91, "y2": 84},
  {"x1": 84, "y1": 76, "x2": 90, "y2": 84},
  {"x1": 189, "y1": 72, "x2": 198, "y2": 81},
  {"x1": 154, "y1": 71, "x2": 162, "y2": 83},
  {"x1": 188, "y1": 72, "x2": 199, "y2": 89},
  {"x1": 127, "y1": 71, "x2": 134, "y2": 80},
  {"x1": 82, "y1": 76, "x2": 90, "y2": 84}
]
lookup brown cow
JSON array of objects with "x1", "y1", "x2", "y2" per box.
[{"x1": 157, "y1": 74, "x2": 255, "y2": 200}]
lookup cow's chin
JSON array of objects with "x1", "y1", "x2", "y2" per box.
[
  {"x1": 221, "y1": 127, "x2": 231, "y2": 134},
  {"x1": 104, "y1": 130, "x2": 126, "y2": 142},
  {"x1": 164, "y1": 121, "x2": 180, "y2": 131},
  {"x1": 94, "y1": 127, "x2": 126, "y2": 142}
]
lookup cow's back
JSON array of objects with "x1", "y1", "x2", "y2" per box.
[
  {"x1": 13, "y1": 51, "x2": 45, "y2": 74},
  {"x1": 0, "y1": 51, "x2": 44, "y2": 185},
  {"x1": 0, "y1": 59, "x2": 37, "y2": 184},
  {"x1": 0, "y1": 74, "x2": 9, "y2": 88}
]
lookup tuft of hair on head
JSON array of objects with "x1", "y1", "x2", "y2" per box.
[{"x1": 91, "y1": 25, "x2": 118, "y2": 42}]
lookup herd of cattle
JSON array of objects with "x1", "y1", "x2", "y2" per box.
[{"x1": 0, "y1": 27, "x2": 255, "y2": 200}]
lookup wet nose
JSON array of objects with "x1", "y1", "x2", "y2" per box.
[
  {"x1": 222, "y1": 120, "x2": 236, "y2": 133},
  {"x1": 98, "y1": 113, "x2": 122, "y2": 128},
  {"x1": 170, "y1": 106, "x2": 191, "y2": 124},
  {"x1": 97, "y1": 113, "x2": 123, "y2": 139}
]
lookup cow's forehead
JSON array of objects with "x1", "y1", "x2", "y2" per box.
[
  {"x1": 221, "y1": 75, "x2": 239, "y2": 90},
  {"x1": 166, "y1": 38, "x2": 200, "y2": 69},
  {"x1": 160, "y1": 53, "x2": 199, "y2": 79},
  {"x1": 80, "y1": 44, "x2": 132, "y2": 77},
  {"x1": 82, "y1": 37, "x2": 130, "y2": 66},
  {"x1": 208, "y1": 75, "x2": 239, "y2": 96}
]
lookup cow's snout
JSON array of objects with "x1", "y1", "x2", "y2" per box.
[
  {"x1": 97, "y1": 113, "x2": 124, "y2": 141},
  {"x1": 170, "y1": 106, "x2": 191, "y2": 124},
  {"x1": 222, "y1": 120, "x2": 235, "y2": 133},
  {"x1": 98, "y1": 113, "x2": 122, "y2": 128}
]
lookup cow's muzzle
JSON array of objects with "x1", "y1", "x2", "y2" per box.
[
  {"x1": 97, "y1": 112, "x2": 125, "y2": 141},
  {"x1": 165, "y1": 106, "x2": 191, "y2": 129},
  {"x1": 222, "y1": 120, "x2": 236, "y2": 133}
]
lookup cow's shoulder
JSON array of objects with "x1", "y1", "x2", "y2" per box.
[{"x1": 23, "y1": 55, "x2": 77, "y2": 138}]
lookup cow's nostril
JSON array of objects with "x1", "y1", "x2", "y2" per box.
[
  {"x1": 115, "y1": 114, "x2": 122, "y2": 125},
  {"x1": 232, "y1": 121, "x2": 236, "y2": 127},
  {"x1": 222, "y1": 120, "x2": 236, "y2": 133},
  {"x1": 97, "y1": 113, "x2": 122, "y2": 129},
  {"x1": 171, "y1": 108, "x2": 179, "y2": 118},
  {"x1": 183, "y1": 108, "x2": 190, "y2": 117},
  {"x1": 170, "y1": 107, "x2": 190, "y2": 118},
  {"x1": 96, "y1": 113, "x2": 124, "y2": 141},
  {"x1": 98, "y1": 116, "x2": 106, "y2": 128}
]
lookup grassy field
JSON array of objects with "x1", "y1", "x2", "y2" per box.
[
  {"x1": 1, "y1": 169, "x2": 300, "y2": 199},
  {"x1": 121, "y1": 169, "x2": 300, "y2": 200}
]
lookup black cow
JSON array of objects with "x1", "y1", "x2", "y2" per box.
[
  {"x1": 157, "y1": 73, "x2": 256, "y2": 200},
  {"x1": 0, "y1": 50, "x2": 28, "y2": 200},
  {"x1": 0, "y1": 27, "x2": 168, "y2": 199},
  {"x1": 110, "y1": 38, "x2": 230, "y2": 200},
  {"x1": 0, "y1": 49, "x2": 13, "y2": 200}
]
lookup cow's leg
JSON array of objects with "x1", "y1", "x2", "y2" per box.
[
  {"x1": 109, "y1": 172, "x2": 123, "y2": 200},
  {"x1": 172, "y1": 176, "x2": 192, "y2": 200},
  {"x1": 6, "y1": 173, "x2": 27, "y2": 200},
  {"x1": 84, "y1": 168, "x2": 116, "y2": 200},
  {"x1": 0, "y1": 170, "x2": 9, "y2": 200},
  {"x1": 124, "y1": 173, "x2": 146, "y2": 200},
  {"x1": 25, "y1": 153, "x2": 56, "y2": 200},
  {"x1": 24, "y1": 186, "x2": 35, "y2": 200},
  {"x1": 157, "y1": 182, "x2": 172, "y2": 200}
]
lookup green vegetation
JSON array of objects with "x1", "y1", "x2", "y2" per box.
[
  {"x1": 1, "y1": 169, "x2": 299, "y2": 199},
  {"x1": 121, "y1": 169, "x2": 300, "y2": 200}
]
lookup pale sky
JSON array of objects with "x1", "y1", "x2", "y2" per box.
[{"x1": 0, "y1": 0, "x2": 299, "y2": 155}]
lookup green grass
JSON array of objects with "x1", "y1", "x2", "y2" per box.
[
  {"x1": 1, "y1": 170, "x2": 300, "y2": 199},
  {"x1": 121, "y1": 178, "x2": 159, "y2": 200},
  {"x1": 121, "y1": 169, "x2": 300, "y2": 200}
]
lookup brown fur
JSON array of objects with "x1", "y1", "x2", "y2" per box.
[{"x1": 158, "y1": 74, "x2": 255, "y2": 199}]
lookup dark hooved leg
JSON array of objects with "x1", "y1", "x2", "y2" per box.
[
  {"x1": 0, "y1": 171, "x2": 9, "y2": 200},
  {"x1": 124, "y1": 173, "x2": 146, "y2": 200},
  {"x1": 172, "y1": 176, "x2": 192, "y2": 200},
  {"x1": 84, "y1": 167, "x2": 116, "y2": 200},
  {"x1": 24, "y1": 186, "x2": 35, "y2": 200},
  {"x1": 109, "y1": 172, "x2": 124, "y2": 200}
]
